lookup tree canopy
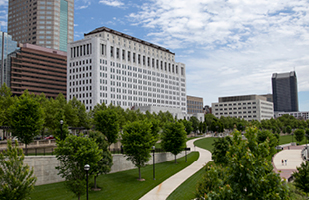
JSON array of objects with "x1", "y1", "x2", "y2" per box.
[
  {"x1": 161, "y1": 121, "x2": 187, "y2": 163},
  {"x1": 0, "y1": 140, "x2": 37, "y2": 199},
  {"x1": 121, "y1": 120, "x2": 156, "y2": 180},
  {"x1": 8, "y1": 91, "x2": 44, "y2": 153},
  {"x1": 196, "y1": 127, "x2": 289, "y2": 199},
  {"x1": 55, "y1": 135, "x2": 102, "y2": 200}
]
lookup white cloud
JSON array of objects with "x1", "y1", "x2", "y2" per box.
[
  {"x1": 99, "y1": 0, "x2": 124, "y2": 7},
  {"x1": 0, "y1": 0, "x2": 7, "y2": 7},
  {"x1": 129, "y1": 0, "x2": 309, "y2": 108}
]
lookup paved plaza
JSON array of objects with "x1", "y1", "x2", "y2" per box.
[{"x1": 273, "y1": 145, "x2": 306, "y2": 180}]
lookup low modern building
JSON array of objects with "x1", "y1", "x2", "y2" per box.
[
  {"x1": 187, "y1": 95, "x2": 203, "y2": 114},
  {"x1": 67, "y1": 26, "x2": 187, "y2": 112},
  {"x1": 212, "y1": 94, "x2": 274, "y2": 121},
  {"x1": 8, "y1": 43, "x2": 67, "y2": 98},
  {"x1": 275, "y1": 111, "x2": 309, "y2": 120}
]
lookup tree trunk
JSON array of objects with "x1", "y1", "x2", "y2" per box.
[
  {"x1": 25, "y1": 144, "x2": 28, "y2": 156},
  {"x1": 175, "y1": 155, "x2": 177, "y2": 163},
  {"x1": 139, "y1": 167, "x2": 141, "y2": 180},
  {"x1": 94, "y1": 175, "x2": 97, "y2": 189},
  {"x1": 78, "y1": 194, "x2": 80, "y2": 200}
]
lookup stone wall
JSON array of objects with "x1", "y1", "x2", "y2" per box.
[{"x1": 24, "y1": 151, "x2": 187, "y2": 185}]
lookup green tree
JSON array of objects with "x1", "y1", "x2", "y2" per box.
[
  {"x1": 196, "y1": 127, "x2": 289, "y2": 199},
  {"x1": 286, "y1": 125, "x2": 292, "y2": 134},
  {"x1": 69, "y1": 96, "x2": 91, "y2": 129},
  {"x1": 121, "y1": 120, "x2": 155, "y2": 180},
  {"x1": 88, "y1": 131, "x2": 113, "y2": 190},
  {"x1": 55, "y1": 135, "x2": 102, "y2": 200},
  {"x1": 292, "y1": 161, "x2": 309, "y2": 196},
  {"x1": 294, "y1": 129, "x2": 305, "y2": 144},
  {"x1": 0, "y1": 140, "x2": 37, "y2": 199},
  {"x1": 212, "y1": 136, "x2": 232, "y2": 164},
  {"x1": 180, "y1": 119, "x2": 193, "y2": 135},
  {"x1": 0, "y1": 83, "x2": 14, "y2": 127},
  {"x1": 94, "y1": 109, "x2": 119, "y2": 145},
  {"x1": 190, "y1": 116, "x2": 199, "y2": 133},
  {"x1": 161, "y1": 122, "x2": 187, "y2": 163},
  {"x1": 8, "y1": 91, "x2": 44, "y2": 154}
]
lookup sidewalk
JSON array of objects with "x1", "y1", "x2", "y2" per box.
[
  {"x1": 272, "y1": 145, "x2": 306, "y2": 180},
  {"x1": 140, "y1": 137, "x2": 212, "y2": 200}
]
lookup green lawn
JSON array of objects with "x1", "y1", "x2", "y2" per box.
[
  {"x1": 167, "y1": 166, "x2": 205, "y2": 200},
  {"x1": 193, "y1": 137, "x2": 216, "y2": 152},
  {"x1": 29, "y1": 152, "x2": 199, "y2": 200},
  {"x1": 279, "y1": 134, "x2": 308, "y2": 145}
]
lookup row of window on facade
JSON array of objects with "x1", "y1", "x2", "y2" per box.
[
  {"x1": 69, "y1": 72, "x2": 92, "y2": 80},
  {"x1": 70, "y1": 43, "x2": 92, "y2": 58},
  {"x1": 70, "y1": 44, "x2": 185, "y2": 76},
  {"x1": 215, "y1": 106, "x2": 257, "y2": 111},
  {"x1": 69, "y1": 59, "x2": 92, "y2": 67},
  {"x1": 216, "y1": 110, "x2": 257, "y2": 115},
  {"x1": 214, "y1": 102, "x2": 257, "y2": 107},
  {"x1": 215, "y1": 113, "x2": 258, "y2": 118}
]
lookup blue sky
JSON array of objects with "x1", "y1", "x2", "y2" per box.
[{"x1": 0, "y1": 0, "x2": 308, "y2": 111}]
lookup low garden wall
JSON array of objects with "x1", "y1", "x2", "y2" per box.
[{"x1": 24, "y1": 151, "x2": 187, "y2": 185}]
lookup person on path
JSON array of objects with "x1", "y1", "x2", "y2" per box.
[
  {"x1": 282, "y1": 159, "x2": 284, "y2": 166},
  {"x1": 285, "y1": 159, "x2": 287, "y2": 165}
]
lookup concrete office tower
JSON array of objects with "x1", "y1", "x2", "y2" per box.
[
  {"x1": 8, "y1": 0, "x2": 74, "y2": 52},
  {"x1": 67, "y1": 27, "x2": 187, "y2": 112},
  {"x1": 272, "y1": 71, "x2": 298, "y2": 112},
  {"x1": 0, "y1": 31, "x2": 18, "y2": 86},
  {"x1": 212, "y1": 94, "x2": 274, "y2": 121}
]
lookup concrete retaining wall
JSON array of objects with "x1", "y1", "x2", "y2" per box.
[{"x1": 24, "y1": 151, "x2": 187, "y2": 185}]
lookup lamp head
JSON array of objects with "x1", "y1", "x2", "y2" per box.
[{"x1": 84, "y1": 164, "x2": 90, "y2": 171}]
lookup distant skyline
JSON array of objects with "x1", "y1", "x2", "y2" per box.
[{"x1": 0, "y1": 0, "x2": 308, "y2": 111}]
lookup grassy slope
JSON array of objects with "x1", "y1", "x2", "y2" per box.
[{"x1": 29, "y1": 152, "x2": 199, "y2": 200}]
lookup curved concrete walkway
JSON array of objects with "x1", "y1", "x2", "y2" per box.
[
  {"x1": 273, "y1": 145, "x2": 306, "y2": 180},
  {"x1": 140, "y1": 137, "x2": 212, "y2": 200}
]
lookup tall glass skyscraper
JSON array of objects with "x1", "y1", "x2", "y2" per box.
[
  {"x1": 272, "y1": 71, "x2": 299, "y2": 112},
  {"x1": 7, "y1": 0, "x2": 74, "y2": 52},
  {"x1": 0, "y1": 31, "x2": 18, "y2": 86}
]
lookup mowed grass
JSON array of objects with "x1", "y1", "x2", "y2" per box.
[
  {"x1": 167, "y1": 166, "x2": 205, "y2": 200},
  {"x1": 279, "y1": 134, "x2": 308, "y2": 145},
  {"x1": 193, "y1": 137, "x2": 216, "y2": 152},
  {"x1": 29, "y1": 152, "x2": 199, "y2": 200}
]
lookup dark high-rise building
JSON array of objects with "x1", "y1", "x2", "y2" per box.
[
  {"x1": 272, "y1": 71, "x2": 298, "y2": 112},
  {"x1": 8, "y1": 0, "x2": 74, "y2": 52}
]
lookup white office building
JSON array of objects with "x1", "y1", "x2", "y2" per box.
[
  {"x1": 212, "y1": 95, "x2": 274, "y2": 121},
  {"x1": 67, "y1": 27, "x2": 187, "y2": 113},
  {"x1": 275, "y1": 111, "x2": 309, "y2": 120}
]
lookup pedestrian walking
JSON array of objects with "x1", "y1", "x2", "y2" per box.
[
  {"x1": 281, "y1": 159, "x2": 284, "y2": 166},
  {"x1": 285, "y1": 159, "x2": 287, "y2": 165}
]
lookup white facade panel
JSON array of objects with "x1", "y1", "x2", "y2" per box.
[{"x1": 67, "y1": 28, "x2": 187, "y2": 113}]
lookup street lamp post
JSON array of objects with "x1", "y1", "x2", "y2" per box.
[
  {"x1": 292, "y1": 133, "x2": 294, "y2": 144},
  {"x1": 152, "y1": 146, "x2": 155, "y2": 180},
  {"x1": 84, "y1": 164, "x2": 90, "y2": 200},
  {"x1": 60, "y1": 120, "x2": 63, "y2": 140}
]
